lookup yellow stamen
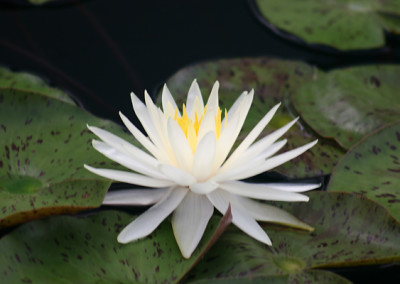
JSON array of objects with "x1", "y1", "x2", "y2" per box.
[{"x1": 173, "y1": 103, "x2": 227, "y2": 153}]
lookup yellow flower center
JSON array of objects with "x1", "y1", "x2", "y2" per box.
[{"x1": 174, "y1": 104, "x2": 227, "y2": 153}]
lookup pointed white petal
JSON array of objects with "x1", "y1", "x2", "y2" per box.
[
  {"x1": 192, "y1": 132, "x2": 216, "y2": 180},
  {"x1": 262, "y1": 183, "x2": 321, "y2": 192},
  {"x1": 130, "y1": 92, "x2": 163, "y2": 149},
  {"x1": 172, "y1": 192, "x2": 214, "y2": 258},
  {"x1": 196, "y1": 107, "x2": 217, "y2": 142},
  {"x1": 84, "y1": 164, "x2": 174, "y2": 188},
  {"x1": 118, "y1": 112, "x2": 162, "y2": 160},
  {"x1": 218, "y1": 181, "x2": 309, "y2": 202},
  {"x1": 117, "y1": 187, "x2": 187, "y2": 243},
  {"x1": 238, "y1": 117, "x2": 299, "y2": 165},
  {"x1": 215, "y1": 140, "x2": 287, "y2": 181},
  {"x1": 189, "y1": 181, "x2": 219, "y2": 194},
  {"x1": 186, "y1": 79, "x2": 204, "y2": 118},
  {"x1": 236, "y1": 196, "x2": 313, "y2": 231},
  {"x1": 103, "y1": 188, "x2": 169, "y2": 205},
  {"x1": 206, "y1": 81, "x2": 219, "y2": 112},
  {"x1": 158, "y1": 164, "x2": 196, "y2": 186},
  {"x1": 222, "y1": 102, "x2": 281, "y2": 170},
  {"x1": 213, "y1": 111, "x2": 241, "y2": 170},
  {"x1": 162, "y1": 84, "x2": 179, "y2": 116},
  {"x1": 167, "y1": 119, "x2": 193, "y2": 170},
  {"x1": 234, "y1": 140, "x2": 318, "y2": 180},
  {"x1": 207, "y1": 190, "x2": 271, "y2": 245},
  {"x1": 92, "y1": 140, "x2": 165, "y2": 179},
  {"x1": 224, "y1": 91, "x2": 247, "y2": 124}
]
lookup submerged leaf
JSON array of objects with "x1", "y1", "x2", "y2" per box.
[
  {"x1": 253, "y1": 0, "x2": 400, "y2": 51},
  {"x1": 0, "y1": 210, "x2": 231, "y2": 283},
  {"x1": 185, "y1": 192, "x2": 400, "y2": 282},
  {"x1": 293, "y1": 65, "x2": 400, "y2": 149},
  {"x1": 328, "y1": 122, "x2": 400, "y2": 222},
  {"x1": 0, "y1": 89, "x2": 132, "y2": 227}
]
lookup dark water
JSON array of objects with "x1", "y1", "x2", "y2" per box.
[{"x1": 1, "y1": 0, "x2": 400, "y2": 282}]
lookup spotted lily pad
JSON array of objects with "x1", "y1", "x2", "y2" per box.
[
  {"x1": 0, "y1": 90, "x2": 132, "y2": 227},
  {"x1": 252, "y1": 0, "x2": 400, "y2": 51},
  {"x1": 159, "y1": 57, "x2": 345, "y2": 178},
  {"x1": 185, "y1": 191, "x2": 400, "y2": 283},
  {"x1": 327, "y1": 122, "x2": 400, "y2": 222},
  {"x1": 0, "y1": 209, "x2": 231, "y2": 283},
  {"x1": 0, "y1": 67, "x2": 75, "y2": 105},
  {"x1": 293, "y1": 65, "x2": 400, "y2": 149}
]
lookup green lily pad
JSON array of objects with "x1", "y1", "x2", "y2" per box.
[
  {"x1": 253, "y1": 0, "x2": 400, "y2": 51},
  {"x1": 185, "y1": 191, "x2": 400, "y2": 282},
  {"x1": 327, "y1": 122, "x2": 400, "y2": 222},
  {"x1": 293, "y1": 65, "x2": 400, "y2": 149},
  {"x1": 0, "y1": 67, "x2": 75, "y2": 105},
  {"x1": 0, "y1": 209, "x2": 231, "y2": 283},
  {"x1": 0, "y1": 90, "x2": 132, "y2": 227},
  {"x1": 160, "y1": 57, "x2": 345, "y2": 178}
]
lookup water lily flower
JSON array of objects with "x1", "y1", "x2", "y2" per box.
[{"x1": 84, "y1": 80, "x2": 319, "y2": 258}]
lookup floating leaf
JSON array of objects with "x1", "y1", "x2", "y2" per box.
[
  {"x1": 0, "y1": 209, "x2": 231, "y2": 283},
  {"x1": 328, "y1": 122, "x2": 400, "y2": 222},
  {"x1": 252, "y1": 0, "x2": 400, "y2": 51},
  {"x1": 293, "y1": 65, "x2": 400, "y2": 149},
  {"x1": 160, "y1": 57, "x2": 344, "y2": 178},
  {"x1": 0, "y1": 66, "x2": 75, "y2": 105},
  {"x1": 185, "y1": 192, "x2": 400, "y2": 282},
  {"x1": 0, "y1": 90, "x2": 132, "y2": 227}
]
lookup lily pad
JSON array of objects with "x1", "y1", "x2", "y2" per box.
[
  {"x1": 327, "y1": 122, "x2": 400, "y2": 222},
  {"x1": 0, "y1": 67, "x2": 76, "y2": 105},
  {"x1": 185, "y1": 191, "x2": 400, "y2": 283},
  {"x1": 252, "y1": 0, "x2": 400, "y2": 51},
  {"x1": 293, "y1": 65, "x2": 400, "y2": 149},
  {"x1": 159, "y1": 57, "x2": 345, "y2": 178},
  {"x1": 0, "y1": 89, "x2": 132, "y2": 227},
  {"x1": 0, "y1": 209, "x2": 231, "y2": 283}
]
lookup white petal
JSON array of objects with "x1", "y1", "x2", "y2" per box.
[
  {"x1": 167, "y1": 118, "x2": 193, "y2": 170},
  {"x1": 235, "y1": 196, "x2": 313, "y2": 231},
  {"x1": 218, "y1": 181, "x2": 309, "y2": 202},
  {"x1": 206, "y1": 81, "x2": 219, "y2": 112},
  {"x1": 172, "y1": 192, "x2": 214, "y2": 258},
  {"x1": 223, "y1": 90, "x2": 247, "y2": 125},
  {"x1": 233, "y1": 140, "x2": 318, "y2": 180},
  {"x1": 158, "y1": 164, "x2": 196, "y2": 186},
  {"x1": 192, "y1": 131, "x2": 216, "y2": 180},
  {"x1": 118, "y1": 112, "x2": 162, "y2": 160},
  {"x1": 130, "y1": 92, "x2": 164, "y2": 150},
  {"x1": 103, "y1": 188, "x2": 169, "y2": 205},
  {"x1": 162, "y1": 84, "x2": 179, "y2": 116},
  {"x1": 262, "y1": 183, "x2": 321, "y2": 192},
  {"x1": 92, "y1": 140, "x2": 165, "y2": 179},
  {"x1": 118, "y1": 187, "x2": 187, "y2": 243},
  {"x1": 207, "y1": 190, "x2": 271, "y2": 245},
  {"x1": 215, "y1": 140, "x2": 287, "y2": 181},
  {"x1": 221, "y1": 102, "x2": 281, "y2": 170},
  {"x1": 189, "y1": 181, "x2": 219, "y2": 194},
  {"x1": 84, "y1": 164, "x2": 174, "y2": 188},
  {"x1": 186, "y1": 79, "x2": 204, "y2": 118},
  {"x1": 238, "y1": 117, "x2": 299, "y2": 165},
  {"x1": 213, "y1": 111, "x2": 241, "y2": 171}
]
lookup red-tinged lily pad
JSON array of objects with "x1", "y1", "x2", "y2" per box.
[
  {"x1": 185, "y1": 191, "x2": 400, "y2": 283},
  {"x1": 160, "y1": 57, "x2": 345, "y2": 178},
  {"x1": 293, "y1": 65, "x2": 400, "y2": 149},
  {"x1": 327, "y1": 122, "x2": 400, "y2": 222},
  {"x1": 0, "y1": 209, "x2": 231, "y2": 283},
  {"x1": 252, "y1": 0, "x2": 400, "y2": 51},
  {"x1": 0, "y1": 67, "x2": 76, "y2": 105},
  {"x1": 0, "y1": 90, "x2": 133, "y2": 227}
]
